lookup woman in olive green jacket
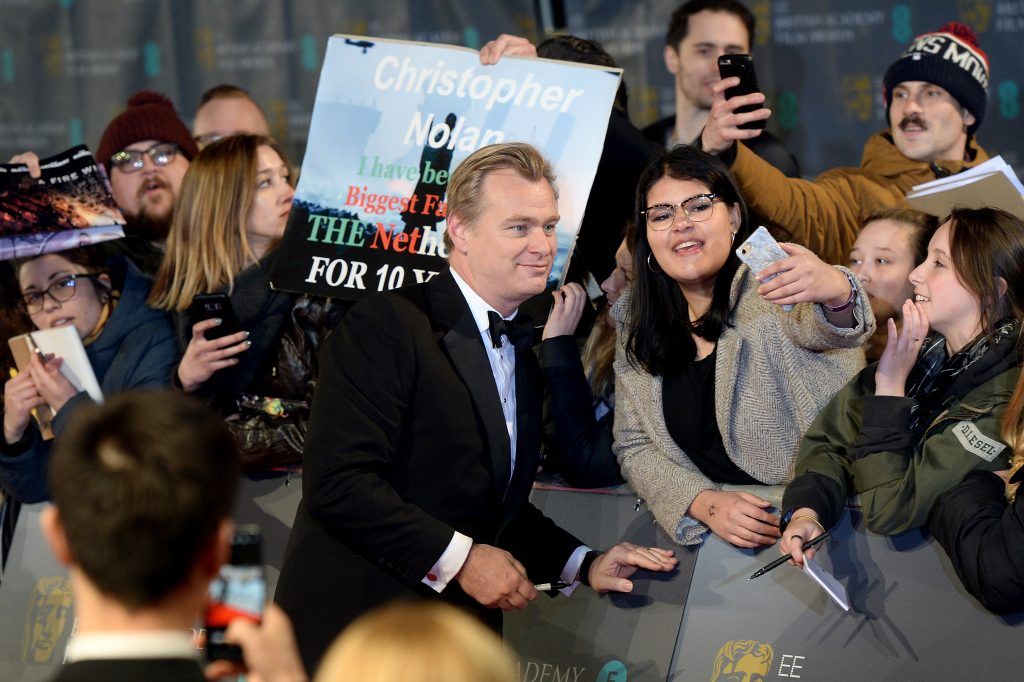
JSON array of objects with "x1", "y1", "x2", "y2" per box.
[{"x1": 781, "y1": 207, "x2": 1024, "y2": 566}]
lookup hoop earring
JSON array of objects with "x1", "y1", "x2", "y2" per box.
[{"x1": 647, "y1": 253, "x2": 662, "y2": 273}]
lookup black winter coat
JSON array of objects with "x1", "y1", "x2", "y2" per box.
[
  {"x1": 176, "y1": 257, "x2": 346, "y2": 471},
  {"x1": 928, "y1": 468, "x2": 1024, "y2": 614}
]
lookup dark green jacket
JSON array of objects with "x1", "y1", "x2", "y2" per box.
[{"x1": 783, "y1": 352, "x2": 1019, "y2": 535}]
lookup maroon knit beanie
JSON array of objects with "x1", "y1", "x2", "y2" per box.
[{"x1": 96, "y1": 91, "x2": 198, "y2": 172}]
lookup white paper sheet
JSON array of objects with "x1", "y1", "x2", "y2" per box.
[{"x1": 803, "y1": 555, "x2": 850, "y2": 611}]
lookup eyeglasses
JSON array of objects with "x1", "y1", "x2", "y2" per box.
[
  {"x1": 641, "y1": 193, "x2": 720, "y2": 231},
  {"x1": 19, "y1": 274, "x2": 103, "y2": 316},
  {"x1": 110, "y1": 142, "x2": 180, "y2": 174}
]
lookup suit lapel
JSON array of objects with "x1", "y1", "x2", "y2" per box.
[{"x1": 430, "y1": 271, "x2": 512, "y2": 495}]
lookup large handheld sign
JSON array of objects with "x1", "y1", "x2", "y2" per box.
[{"x1": 270, "y1": 35, "x2": 621, "y2": 299}]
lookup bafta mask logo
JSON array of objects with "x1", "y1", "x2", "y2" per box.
[
  {"x1": 23, "y1": 577, "x2": 73, "y2": 664},
  {"x1": 710, "y1": 639, "x2": 774, "y2": 682},
  {"x1": 194, "y1": 27, "x2": 215, "y2": 70},
  {"x1": 750, "y1": 0, "x2": 771, "y2": 46},
  {"x1": 958, "y1": 0, "x2": 993, "y2": 33},
  {"x1": 43, "y1": 35, "x2": 63, "y2": 76},
  {"x1": 842, "y1": 74, "x2": 873, "y2": 122}
]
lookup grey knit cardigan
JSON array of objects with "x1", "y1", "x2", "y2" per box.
[{"x1": 612, "y1": 264, "x2": 874, "y2": 545}]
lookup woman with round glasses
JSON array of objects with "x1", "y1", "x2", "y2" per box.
[
  {"x1": 150, "y1": 134, "x2": 343, "y2": 471},
  {"x1": 614, "y1": 146, "x2": 874, "y2": 548},
  {"x1": 1, "y1": 246, "x2": 177, "y2": 502}
]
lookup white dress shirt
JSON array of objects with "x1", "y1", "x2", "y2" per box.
[{"x1": 65, "y1": 630, "x2": 199, "y2": 662}]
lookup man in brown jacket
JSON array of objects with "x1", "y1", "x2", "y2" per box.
[{"x1": 700, "y1": 21, "x2": 990, "y2": 265}]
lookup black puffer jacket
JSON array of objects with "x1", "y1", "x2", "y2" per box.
[
  {"x1": 176, "y1": 257, "x2": 347, "y2": 471},
  {"x1": 928, "y1": 467, "x2": 1024, "y2": 615}
]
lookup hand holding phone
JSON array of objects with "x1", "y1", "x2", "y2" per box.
[
  {"x1": 718, "y1": 54, "x2": 766, "y2": 131},
  {"x1": 205, "y1": 525, "x2": 266, "y2": 662},
  {"x1": 736, "y1": 226, "x2": 793, "y2": 311},
  {"x1": 188, "y1": 293, "x2": 242, "y2": 341}
]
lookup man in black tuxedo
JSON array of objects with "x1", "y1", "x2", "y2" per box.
[
  {"x1": 40, "y1": 391, "x2": 306, "y2": 682},
  {"x1": 275, "y1": 142, "x2": 677, "y2": 670}
]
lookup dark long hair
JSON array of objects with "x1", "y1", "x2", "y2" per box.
[
  {"x1": 946, "y1": 206, "x2": 1024, "y2": 334},
  {"x1": 624, "y1": 146, "x2": 752, "y2": 375}
]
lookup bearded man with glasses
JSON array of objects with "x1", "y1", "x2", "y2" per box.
[{"x1": 94, "y1": 91, "x2": 198, "y2": 273}]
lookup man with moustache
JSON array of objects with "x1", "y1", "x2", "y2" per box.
[
  {"x1": 95, "y1": 91, "x2": 198, "y2": 273},
  {"x1": 274, "y1": 142, "x2": 677, "y2": 671},
  {"x1": 700, "y1": 21, "x2": 990, "y2": 266},
  {"x1": 645, "y1": 0, "x2": 799, "y2": 177}
]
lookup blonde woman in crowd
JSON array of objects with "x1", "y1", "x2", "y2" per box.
[
  {"x1": 315, "y1": 602, "x2": 515, "y2": 682},
  {"x1": 150, "y1": 134, "x2": 343, "y2": 470}
]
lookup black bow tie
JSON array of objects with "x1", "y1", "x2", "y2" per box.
[{"x1": 487, "y1": 311, "x2": 535, "y2": 350}]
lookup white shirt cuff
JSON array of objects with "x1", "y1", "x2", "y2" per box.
[
  {"x1": 422, "y1": 531, "x2": 473, "y2": 593},
  {"x1": 558, "y1": 545, "x2": 592, "y2": 596}
]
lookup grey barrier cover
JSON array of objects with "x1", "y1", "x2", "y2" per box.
[
  {"x1": 3, "y1": 476, "x2": 1022, "y2": 681},
  {"x1": 504, "y1": 485, "x2": 698, "y2": 682},
  {"x1": 672, "y1": 507, "x2": 1024, "y2": 681},
  {"x1": 0, "y1": 503, "x2": 70, "y2": 682}
]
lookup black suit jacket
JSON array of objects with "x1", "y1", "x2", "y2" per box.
[
  {"x1": 51, "y1": 658, "x2": 206, "y2": 681},
  {"x1": 275, "y1": 270, "x2": 582, "y2": 670}
]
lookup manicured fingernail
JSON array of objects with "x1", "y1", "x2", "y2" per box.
[
  {"x1": 245, "y1": 340, "x2": 252, "y2": 348},
  {"x1": 213, "y1": 318, "x2": 222, "y2": 325},
  {"x1": 244, "y1": 331, "x2": 251, "y2": 338}
]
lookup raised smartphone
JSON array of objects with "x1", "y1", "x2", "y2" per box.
[
  {"x1": 187, "y1": 292, "x2": 242, "y2": 340},
  {"x1": 204, "y1": 525, "x2": 265, "y2": 662},
  {"x1": 718, "y1": 53, "x2": 766, "y2": 130},
  {"x1": 736, "y1": 226, "x2": 793, "y2": 311}
]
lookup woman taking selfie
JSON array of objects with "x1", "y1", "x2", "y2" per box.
[
  {"x1": 781, "y1": 207, "x2": 1024, "y2": 567},
  {"x1": 614, "y1": 145, "x2": 873, "y2": 548},
  {"x1": 150, "y1": 134, "x2": 342, "y2": 471},
  {"x1": 1, "y1": 246, "x2": 176, "y2": 501}
]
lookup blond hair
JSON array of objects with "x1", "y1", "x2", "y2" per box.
[
  {"x1": 315, "y1": 602, "x2": 515, "y2": 682},
  {"x1": 149, "y1": 134, "x2": 291, "y2": 311},
  {"x1": 443, "y1": 142, "x2": 557, "y2": 251},
  {"x1": 1002, "y1": 376, "x2": 1024, "y2": 502}
]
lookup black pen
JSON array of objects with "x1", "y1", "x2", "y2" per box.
[
  {"x1": 748, "y1": 532, "x2": 831, "y2": 580},
  {"x1": 533, "y1": 581, "x2": 571, "y2": 592}
]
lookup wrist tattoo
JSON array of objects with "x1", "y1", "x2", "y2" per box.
[{"x1": 708, "y1": 505, "x2": 717, "y2": 517}]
